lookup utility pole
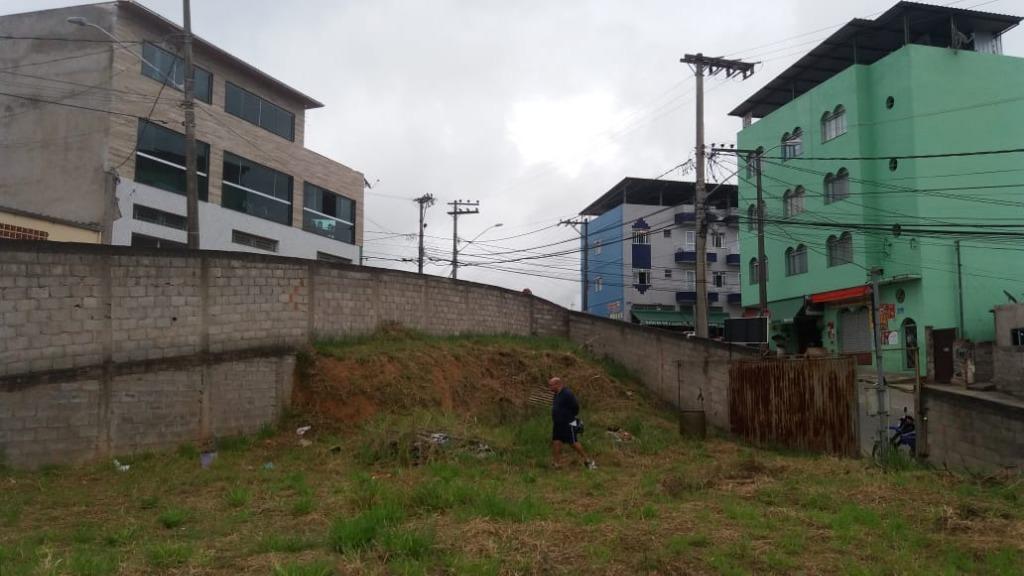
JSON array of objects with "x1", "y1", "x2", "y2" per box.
[
  {"x1": 447, "y1": 199, "x2": 479, "y2": 280},
  {"x1": 870, "y1": 267, "x2": 889, "y2": 454},
  {"x1": 559, "y1": 218, "x2": 590, "y2": 313},
  {"x1": 955, "y1": 240, "x2": 965, "y2": 337},
  {"x1": 182, "y1": 0, "x2": 199, "y2": 249},
  {"x1": 413, "y1": 194, "x2": 435, "y2": 274},
  {"x1": 755, "y1": 152, "x2": 768, "y2": 316},
  {"x1": 681, "y1": 53, "x2": 755, "y2": 338}
]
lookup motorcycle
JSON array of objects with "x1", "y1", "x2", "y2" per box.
[{"x1": 872, "y1": 406, "x2": 916, "y2": 462}]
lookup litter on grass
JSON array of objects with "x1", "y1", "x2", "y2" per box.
[
  {"x1": 296, "y1": 425, "x2": 312, "y2": 436},
  {"x1": 113, "y1": 459, "x2": 130, "y2": 472}
]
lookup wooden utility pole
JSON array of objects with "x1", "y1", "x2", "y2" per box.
[
  {"x1": 413, "y1": 194, "x2": 435, "y2": 274},
  {"x1": 870, "y1": 267, "x2": 890, "y2": 454},
  {"x1": 559, "y1": 218, "x2": 590, "y2": 313},
  {"x1": 681, "y1": 53, "x2": 754, "y2": 338},
  {"x1": 447, "y1": 200, "x2": 479, "y2": 280},
  {"x1": 183, "y1": 0, "x2": 199, "y2": 249}
]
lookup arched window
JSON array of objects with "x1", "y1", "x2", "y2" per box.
[
  {"x1": 828, "y1": 232, "x2": 853, "y2": 266},
  {"x1": 786, "y1": 244, "x2": 807, "y2": 276},
  {"x1": 902, "y1": 318, "x2": 918, "y2": 369},
  {"x1": 782, "y1": 127, "x2": 803, "y2": 160},
  {"x1": 825, "y1": 168, "x2": 850, "y2": 203},
  {"x1": 749, "y1": 257, "x2": 768, "y2": 285},
  {"x1": 785, "y1": 186, "x2": 805, "y2": 217},
  {"x1": 822, "y1": 105, "x2": 847, "y2": 142}
]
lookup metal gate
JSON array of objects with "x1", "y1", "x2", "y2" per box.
[{"x1": 729, "y1": 357, "x2": 858, "y2": 456}]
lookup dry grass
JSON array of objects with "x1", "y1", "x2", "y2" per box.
[{"x1": 1, "y1": 334, "x2": 1022, "y2": 575}]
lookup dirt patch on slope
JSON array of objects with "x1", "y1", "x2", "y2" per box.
[{"x1": 293, "y1": 336, "x2": 637, "y2": 427}]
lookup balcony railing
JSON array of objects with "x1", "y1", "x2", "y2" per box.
[
  {"x1": 674, "y1": 211, "x2": 697, "y2": 224},
  {"x1": 675, "y1": 250, "x2": 718, "y2": 264},
  {"x1": 675, "y1": 291, "x2": 720, "y2": 303}
]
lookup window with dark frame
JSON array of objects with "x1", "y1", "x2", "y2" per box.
[
  {"x1": 1011, "y1": 328, "x2": 1024, "y2": 346},
  {"x1": 141, "y1": 42, "x2": 212, "y2": 104},
  {"x1": 221, "y1": 152, "x2": 293, "y2": 226},
  {"x1": 827, "y1": 232, "x2": 853, "y2": 267},
  {"x1": 663, "y1": 229, "x2": 672, "y2": 238},
  {"x1": 131, "y1": 233, "x2": 186, "y2": 249},
  {"x1": 303, "y1": 182, "x2": 356, "y2": 244},
  {"x1": 786, "y1": 245, "x2": 808, "y2": 275},
  {"x1": 135, "y1": 119, "x2": 210, "y2": 200},
  {"x1": 316, "y1": 251, "x2": 352, "y2": 264},
  {"x1": 231, "y1": 229, "x2": 278, "y2": 252},
  {"x1": 825, "y1": 168, "x2": 850, "y2": 203},
  {"x1": 635, "y1": 269, "x2": 651, "y2": 286},
  {"x1": 225, "y1": 82, "x2": 295, "y2": 141},
  {"x1": 132, "y1": 204, "x2": 187, "y2": 230}
]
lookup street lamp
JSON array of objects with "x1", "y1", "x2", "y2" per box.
[
  {"x1": 460, "y1": 223, "x2": 504, "y2": 252},
  {"x1": 66, "y1": 17, "x2": 166, "y2": 77},
  {"x1": 450, "y1": 223, "x2": 503, "y2": 278},
  {"x1": 69, "y1": 12, "x2": 200, "y2": 250}
]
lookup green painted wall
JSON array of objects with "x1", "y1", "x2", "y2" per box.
[{"x1": 737, "y1": 44, "x2": 1024, "y2": 371}]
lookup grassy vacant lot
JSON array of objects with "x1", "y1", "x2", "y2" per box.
[{"x1": 1, "y1": 334, "x2": 1022, "y2": 575}]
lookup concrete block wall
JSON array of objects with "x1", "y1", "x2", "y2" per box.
[
  {"x1": 923, "y1": 386, "x2": 1024, "y2": 472},
  {"x1": 1, "y1": 354, "x2": 293, "y2": 468},
  {"x1": 993, "y1": 347, "x2": 1024, "y2": 397},
  {"x1": 568, "y1": 312, "x2": 756, "y2": 430},
  {"x1": 0, "y1": 241, "x2": 574, "y2": 467}
]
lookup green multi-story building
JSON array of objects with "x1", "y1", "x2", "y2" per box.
[{"x1": 732, "y1": 2, "x2": 1024, "y2": 381}]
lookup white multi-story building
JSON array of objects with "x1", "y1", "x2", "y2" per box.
[
  {"x1": 0, "y1": 1, "x2": 363, "y2": 263},
  {"x1": 579, "y1": 178, "x2": 742, "y2": 334}
]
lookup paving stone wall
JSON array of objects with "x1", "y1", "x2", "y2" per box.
[{"x1": 923, "y1": 386, "x2": 1024, "y2": 472}]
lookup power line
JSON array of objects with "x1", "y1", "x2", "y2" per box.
[
  {"x1": 0, "y1": 34, "x2": 141, "y2": 43},
  {"x1": 0, "y1": 90, "x2": 151, "y2": 119}
]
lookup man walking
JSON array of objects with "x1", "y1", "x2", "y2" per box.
[{"x1": 549, "y1": 377, "x2": 596, "y2": 469}]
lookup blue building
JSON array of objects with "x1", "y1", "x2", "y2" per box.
[{"x1": 579, "y1": 178, "x2": 742, "y2": 333}]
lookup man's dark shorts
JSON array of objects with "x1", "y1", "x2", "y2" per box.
[{"x1": 552, "y1": 422, "x2": 577, "y2": 444}]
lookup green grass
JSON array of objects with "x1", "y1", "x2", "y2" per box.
[
  {"x1": 225, "y1": 485, "x2": 250, "y2": 508},
  {"x1": 144, "y1": 542, "x2": 193, "y2": 569},
  {"x1": 272, "y1": 560, "x2": 334, "y2": 576},
  {"x1": 156, "y1": 507, "x2": 188, "y2": 529},
  {"x1": 1, "y1": 333, "x2": 1022, "y2": 575}
]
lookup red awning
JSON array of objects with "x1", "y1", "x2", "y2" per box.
[{"x1": 809, "y1": 285, "x2": 871, "y2": 304}]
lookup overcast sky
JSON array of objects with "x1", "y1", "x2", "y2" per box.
[{"x1": 4, "y1": 0, "x2": 1023, "y2": 308}]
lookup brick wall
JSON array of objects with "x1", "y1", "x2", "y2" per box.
[{"x1": 923, "y1": 385, "x2": 1024, "y2": 472}]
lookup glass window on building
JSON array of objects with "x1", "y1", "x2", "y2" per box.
[
  {"x1": 135, "y1": 119, "x2": 210, "y2": 200},
  {"x1": 303, "y1": 182, "x2": 356, "y2": 244},
  {"x1": 221, "y1": 152, "x2": 293, "y2": 225},
  {"x1": 141, "y1": 42, "x2": 212, "y2": 103},
  {"x1": 225, "y1": 82, "x2": 295, "y2": 141},
  {"x1": 825, "y1": 168, "x2": 850, "y2": 203},
  {"x1": 785, "y1": 245, "x2": 808, "y2": 275},
  {"x1": 634, "y1": 269, "x2": 651, "y2": 286},
  {"x1": 781, "y1": 127, "x2": 803, "y2": 160},
  {"x1": 821, "y1": 105, "x2": 847, "y2": 142},
  {"x1": 827, "y1": 232, "x2": 854, "y2": 267}
]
